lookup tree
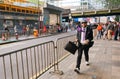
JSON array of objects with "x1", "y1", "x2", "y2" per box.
[
  {"x1": 115, "y1": 15, "x2": 120, "y2": 22},
  {"x1": 104, "y1": 0, "x2": 120, "y2": 9},
  {"x1": 95, "y1": 0, "x2": 120, "y2": 9}
]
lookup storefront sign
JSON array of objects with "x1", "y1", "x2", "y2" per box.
[
  {"x1": 17, "y1": 16, "x2": 25, "y2": 20},
  {"x1": 25, "y1": 17, "x2": 38, "y2": 20},
  {"x1": 4, "y1": 15, "x2": 13, "y2": 19},
  {"x1": 3, "y1": 15, "x2": 38, "y2": 20}
]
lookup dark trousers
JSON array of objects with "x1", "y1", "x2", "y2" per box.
[
  {"x1": 114, "y1": 30, "x2": 118, "y2": 40},
  {"x1": 76, "y1": 43, "x2": 89, "y2": 68}
]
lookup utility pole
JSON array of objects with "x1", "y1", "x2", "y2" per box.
[{"x1": 38, "y1": 0, "x2": 40, "y2": 34}]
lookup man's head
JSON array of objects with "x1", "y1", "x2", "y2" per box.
[
  {"x1": 108, "y1": 21, "x2": 112, "y2": 24},
  {"x1": 81, "y1": 20, "x2": 87, "y2": 28}
]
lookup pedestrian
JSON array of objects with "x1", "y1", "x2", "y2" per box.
[
  {"x1": 26, "y1": 25, "x2": 30, "y2": 36},
  {"x1": 74, "y1": 20, "x2": 93, "y2": 73},
  {"x1": 102, "y1": 23, "x2": 108, "y2": 40},
  {"x1": 2, "y1": 33, "x2": 6, "y2": 41},
  {"x1": 107, "y1": 21, "x2": 114, "y2": 40},
  {"x1": 22, "y1": 26, "x2": 26, "y2": 36},
  {"x1": 14, "y1": 25, "x2": 18, "y2": 33},
  {"x1": 33, "y1": 27, "x2": 38, "y2": 38},
  {"x1": 14, "y1": 25, "x2": 18, "y2": 40},
  {"x1": 96, "y1": 23, "x2": 102, "y2": 39},
  {"x1": 113, "y1": 22, "x2": 119, "y2": 40},
  {"x1": 118, "y1": 22, "x2": 120, "y2": 41},
  {"x1": 57, "y1": 23, "x2": 61, "y2": 33},
  {"x1": 4, "y1": 23, "x2": 9, "y2": 40}
]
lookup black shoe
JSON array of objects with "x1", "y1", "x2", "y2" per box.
[
  {"x1": 74, "y1": 68, "x2": 80, "y2": 74},
  {"x1": 114, "y1": 39, "x2": 118, "y2": 41}
]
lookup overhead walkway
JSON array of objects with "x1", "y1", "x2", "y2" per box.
[
  {"x1": 38, "y1": 39, "x2": 120, "y2": 79},
  {"x1": 62, "y1": 1, "x2": 120, "y2": 18},
  {"x1": 71, "y1": 8, "x2": 120, "y2": 17}
]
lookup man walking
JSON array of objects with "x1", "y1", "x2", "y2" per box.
[
  {"x1": 107, "y1": 21, "x2": 114, "y2": 40},
  {"x1": 74, "y1": 20, "x2": 93, "y2": 73}
]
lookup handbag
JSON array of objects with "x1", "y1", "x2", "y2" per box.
[
  {"x1": 88, "y1": 41, "x2": 94, "y2": 48},
  {"x1": 64, "y1": 41, "x2": 78, "y2": 54}
]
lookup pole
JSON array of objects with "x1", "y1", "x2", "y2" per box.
[
  {"x1": 38, "y1": 0, "x2": 40, "y2": 34},
  {"x1": 119, "y1": 15, "x2": 120, "y2": 22}
]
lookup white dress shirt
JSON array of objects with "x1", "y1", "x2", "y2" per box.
[{"x1": 81, "y1": 27, "x2": 86, "y2": 44}]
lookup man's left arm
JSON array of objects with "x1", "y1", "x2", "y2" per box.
[
  {"x1": 85, "y1": 28, "x2": 93, "y2": 44},
  {"x1": 88, "y1": 28, "x2": 93, "y2": 41}
]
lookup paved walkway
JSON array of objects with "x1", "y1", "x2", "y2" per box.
[
  {"x1": 38, "y1": 39, "x2": 120, "y2": 79},
  {"x1": 0, "y1": 33, "x2": 52, "y2": 45}
]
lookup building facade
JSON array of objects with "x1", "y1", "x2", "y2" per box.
[
  {"x1": 45, "y1": 0, "x2": 105, "y2": 12},
  {"x1": 0, "y1": 1, "x2": 41, "y2": 30}
]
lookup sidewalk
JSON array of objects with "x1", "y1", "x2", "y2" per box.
[
  {"x1": 0, "y1": 30, "x2": 70, "y2": 45},
  {"x1": 0, "y1": 33, "x2": 52, "y2": 45},
  {"x1": 38, "y1": 39, "x2": 120, "y2": 79}
]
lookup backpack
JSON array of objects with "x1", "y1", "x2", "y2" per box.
[{"x1": 97, "y1": 25, "x2": 102, "y2": 31}]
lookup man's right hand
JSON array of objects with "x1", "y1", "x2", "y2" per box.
[
  {"x1": 83, "y1": 40, "x2": 89, "y2": 45},
  {"x1": 75, "y1": 39, "x2": 78, "y2": 42}
]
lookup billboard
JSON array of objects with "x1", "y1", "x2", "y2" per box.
[
  {"x1": 1, "y1": 0, "x2": 44, "y2": 7},
  {"x1": 26, "y1": 0, "x2": 45, "y2": 6},
  {"x1": 11, "y1": 0, "x2": 26, "y2": 2},
  {"x1": 26, "y1": 0, "x2": 38, "y2": 4}
]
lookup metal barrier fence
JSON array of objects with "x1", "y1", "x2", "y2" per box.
[
  {"x1": 55, "y1": 35, "x2": 76, "y2": 69},
  {"x1": 49, "y1": 35, "x2": 76, "y2": 75},
  {"x1": 0, "y1": 34, "x2": 76, "y2": 79},
  {"x1": 0, "y1": 41, "x2": 55, "y2": 79}
]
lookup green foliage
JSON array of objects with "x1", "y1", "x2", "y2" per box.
[
  {"x1": 95, "y1": 0, "x2": 120, "y2": 8},
  {"x1": 115, "y1": 15, "x2": 120, "y2": 22},
  {"x1": 104, "y1": 0, "x2": 120, "y2": 8}
]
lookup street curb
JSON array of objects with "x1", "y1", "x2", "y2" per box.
[{"x1": 0, "y1": 32, "x2": 64, "y2": 45}]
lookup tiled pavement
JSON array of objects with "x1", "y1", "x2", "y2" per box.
[{"x1": 38, "y1": 39, "x2": 120, "y2": 79}]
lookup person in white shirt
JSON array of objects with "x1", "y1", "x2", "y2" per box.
[{"x1": 74, "y1": 20, "x2": 93, "y2": 73}]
